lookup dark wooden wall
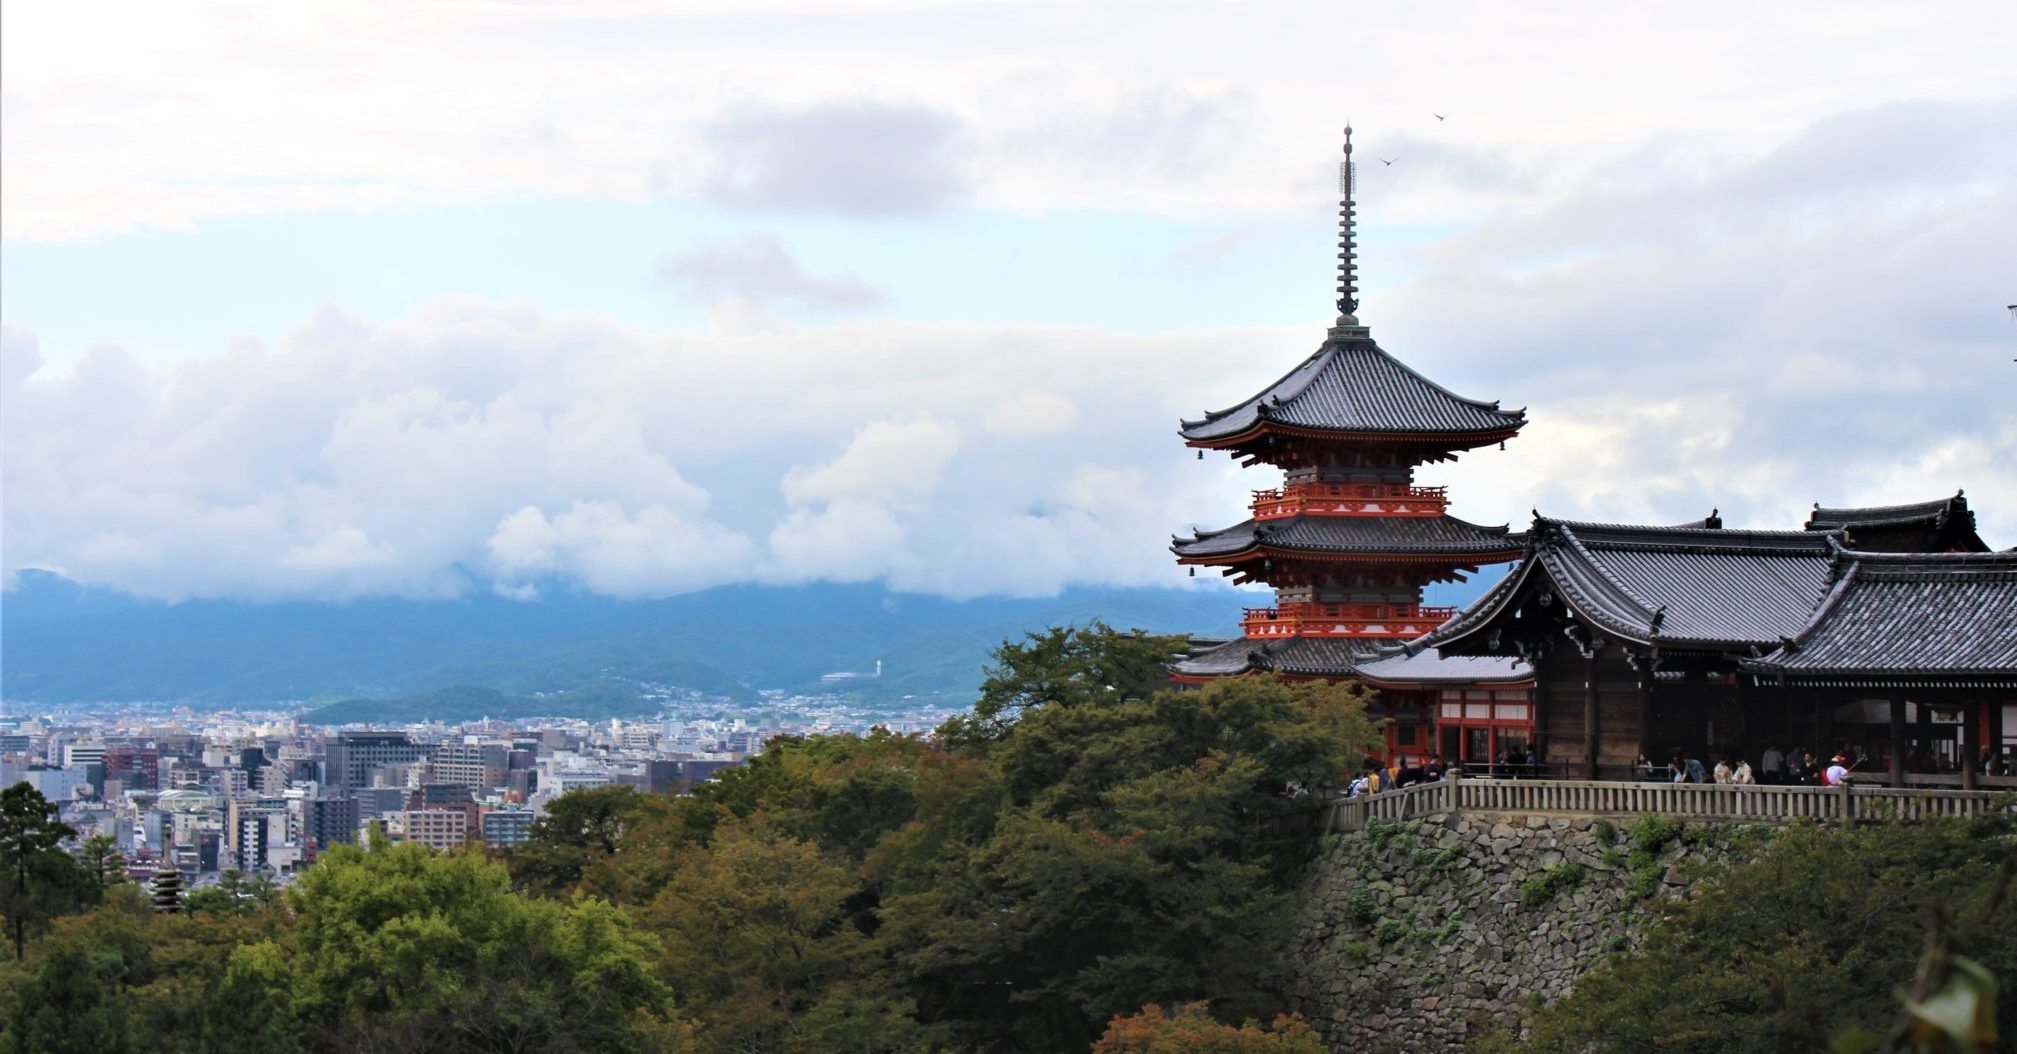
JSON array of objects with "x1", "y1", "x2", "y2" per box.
[{"x1": 1538, "y1": 647, "x2": 1645, "y2": 776}]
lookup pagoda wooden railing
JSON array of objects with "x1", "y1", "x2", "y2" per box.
[
  {"x1": 1321, "y1": 775, "x2": 2014, "y2": 834},
  {"x1": 1242, "y1": 602, "x2": 1457, "y2": 639},
  {"x1": 1251, "y1": 482, "x2": 1449, "y2": 520}
]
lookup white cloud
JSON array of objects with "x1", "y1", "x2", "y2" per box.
[
  {"x1": 700, "y1": 101, "x2": 970, "y2": 215},
  {"x1": 4, "y1": 15, "x2": 2015, "y2": 602},
  {"x1": 984, "y1": 392, "x2": 1079, "y2": 437},
  {"x1": 658, "y1": 233, "x2": 884, "y2": 311},
  {"x1": 6, "y1": 1, "x2": 2015, "y2": 239},
  {"x1": 2, "y1": 307, "x2": 1267, "y2": 600},
  {"x1": 486, "y1": 500, "x2": 761, "y2": 596},
  {"x1": 780, "y1": 418, "x2": 962, "y2": 506}
]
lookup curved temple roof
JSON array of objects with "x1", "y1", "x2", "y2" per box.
[
  {"x1": 1744, "y1": 547, "x2": 2017, "y2": 686},
  {"x1": 1173, "y1": 513, "x2": 1524, "y2": 562},
  {"x1": 1805, "y1": 492, "x2": 1987, "y2": 553},
  {"x1": 1179, "y1": 337, "x2": 1526, "y2": 446},
  {"x1": 1427, "y1": 517, "x2": 1843, "y2": 653}
]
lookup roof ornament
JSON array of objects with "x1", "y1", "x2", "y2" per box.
[{"x1": 1331, "y1": 125, "x2": 1369, "y2": 338}]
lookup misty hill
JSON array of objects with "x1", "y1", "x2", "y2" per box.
[{"x1": 1, "y1": 570, "x2": 1503, "y2": 716}]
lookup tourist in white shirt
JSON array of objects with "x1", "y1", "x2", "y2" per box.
[{"x1": 1760, "y1": 745, "x2": 1785, "y2": 785}]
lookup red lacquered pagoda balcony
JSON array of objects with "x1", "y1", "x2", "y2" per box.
[
  {"x1": 1241, "y1": 602, "x2": 1459, "y2": 639},
  {"x1": 1251, "y1": 482, "x2": 1449, "y2": 520}
]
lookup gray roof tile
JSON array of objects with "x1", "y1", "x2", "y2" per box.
[
  {"x1": 1746, "y1": 548, "x2": 2017, "y2": 683},
  {"x1": 1180, "y1": 337, "x2": 1525, "y2": 442},
  {"x1": 1433, "y1": 518, "x2": 1841, "y2": 652},
  {"x1": 1804, "y1": 493, "x2": 1987, "y2": 553},
  {"x1": 1173, "y1": 514, "x2": 1523, "y2": 560},
  {"x1": 1175, "y1": 632, "x2": 1531, "y2": 683}
]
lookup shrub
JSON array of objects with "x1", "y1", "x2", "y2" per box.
[
  {"x1": 1346, "y1": 887, "x2": 1377, "y2": 927},
  {"x1": 1365, "y1": 819, "x2": 1410, "y2": 851},
  {"x1": 1521, "y1": 863, "x2": 1587, "y2": 909},
  {"x1": 1627, "y1": 814, "x2": 1682, "y2": 854},
  {"x1": 1594, "y1": 819, "x2": 1618, "y2": 844}
]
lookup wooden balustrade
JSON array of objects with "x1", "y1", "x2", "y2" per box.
[
  {"x1": 1321, "y1": 775, "x2": 2012, "y2": 833},
  {"x1": 1250, "y1": 482, "x2": 1450, "y2": 520},
  {"x1": 1242, "y1": 603, "x2": 1458, "y2": 639}
]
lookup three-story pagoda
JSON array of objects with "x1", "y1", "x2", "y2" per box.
[{"x1": 1172, "y1": 128, "x2": 1534, "y2": 764}]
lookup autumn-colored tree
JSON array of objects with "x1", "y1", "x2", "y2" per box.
[{"x1": 1092, "y1": 1003, "x2": 1328, "y2": 1054}]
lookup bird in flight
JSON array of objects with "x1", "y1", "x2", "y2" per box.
[
  {"x1": 1432, "y1": 112, "x2": 1448, "y2": 121},
  {"x1": 1379, "y1": 156, "x2": 1397, "y2": 166}
]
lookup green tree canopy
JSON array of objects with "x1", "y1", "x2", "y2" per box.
[
  {"x1": 1496, "y1": 811, "x2": 2017, "y2": 1054},
  {"x1": 510, "y1": 784, "x2": 675, "y2": 899},
  {"x1": 285, "y1": 834, "x2": 680, "y2": 1053}
]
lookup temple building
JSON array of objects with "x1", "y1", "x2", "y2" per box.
[
  {"x1": 1168, "y1": 130, "x2": 2015, "y2": 784},
  {"x1": 1171, "y1": 128, "x2": 1534, "y2": 764},
  {"x1": 1418, "y1": 498, "x2": 2016, "y2": 786}
]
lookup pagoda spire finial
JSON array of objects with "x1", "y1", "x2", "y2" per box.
[{"x1": 1332, "y1": 125, "x2": 1366, "y2": 336}]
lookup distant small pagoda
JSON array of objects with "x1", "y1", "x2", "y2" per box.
[
  {"x1": 1172, "y1": 127, "x2": 1534, "y2": 763},
  {"x1": 149, "y1": 866, "x2": 184, "y2": 914}
]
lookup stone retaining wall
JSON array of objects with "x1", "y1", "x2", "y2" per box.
[{"x1": 1281, "y1": 811, "x2": 1753, "y2": 1053}]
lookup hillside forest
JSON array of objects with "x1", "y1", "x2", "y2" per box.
[{"x1": 3, "y1": 623, "x2": 2013, "y2": 1053}]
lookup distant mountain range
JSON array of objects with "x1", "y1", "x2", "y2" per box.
[{"x1": 0, "y1": 570, "x2": 1504, "y2": 718}]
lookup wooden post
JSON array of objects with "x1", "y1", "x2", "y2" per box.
[
  {"x1": 1584, "y1": 653, "x2": 1600, "y2": 781},
  {"x1": 1637, "y1": 660, "x2": 1654, "y2": 764},
  {"x1": 1991, "y1": 702, "x2": 2007, "y2": 771},
  {"x1": 1730, "y1": 671, "x2": 1747, "y2": 759},
  {"x1": 1915, "y1": 699, "x2": 1933, "y2": 774},
  {"x1": 1889, "y1": 696, "x2": 1908, "y2": 789},
  {"x1": 1962, "y1": 698, "x2": 1982, "y2": 792},
  {"x1": 1814, "y1": 690, "x2": 1835, "y2": 760}
]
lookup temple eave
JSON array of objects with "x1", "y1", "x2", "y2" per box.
[
  {"x1": 1173, "y1": 548, "x2": 1518, "y2": 567},
  {"x1": 1182, "y1": 423, "x2": 1524, "y2": 452}
]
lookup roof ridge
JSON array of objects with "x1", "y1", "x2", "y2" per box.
[
  {"x1": 1834, "y1": 546, "x2": 2017, "y2": 569},
  {"x1": 1539, "y1": 515, "x2": 1824, "y2": 540},
  {"x1": 1551, "y1": 523, "x2": 1661, "y2": 626},
  {"x1": 1782, "y1": 559, "x2": 1862, "y2": 653}
]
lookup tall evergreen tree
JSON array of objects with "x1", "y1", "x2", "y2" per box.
[{"x1": 0, "y1": 781, "x2": 92, "y2": 959}]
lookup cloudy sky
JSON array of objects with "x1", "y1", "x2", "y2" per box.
[{"x1": 4, "y1": 0, "x2": 2014, "y2": 603}]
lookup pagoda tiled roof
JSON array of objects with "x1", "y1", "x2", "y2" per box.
[
  {"x1": 1352, "y1": 646, "x2": 1532, "y2": 686},
  {"x1": 1179, "y1": 336, "x2": 1525, "y2": 443},
  {"x1": 1743, "y1": 547, "x2": 2017, "y2": 687},
  {"x1": 1172, "y1": 514, "x2": 1523, "y2": 561},
  {"x1": 1430, "y1": 517, "x2": 1841, "y2": 653},
  {"x1": 1174, "y1": 636, "x2": 1387, "y2": 678},
  {"x1": 1175, "y1": 632, "x2": 1531, "y2": 684}
]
